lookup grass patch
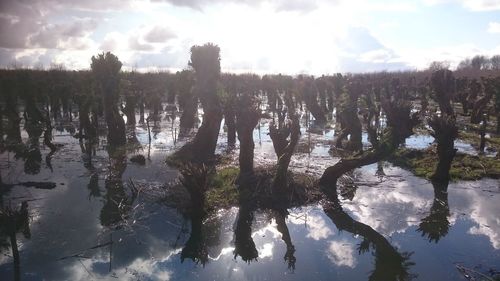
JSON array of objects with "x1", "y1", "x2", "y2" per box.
[
  {"x1": 205, "y1": 166, "x2": 240, "y2": 211},
  {"x1": 390, "y1": 147, "x2": 500, "y2": 180},
  {"x1": 458, "y1": 131, "x2": 500, "y2": 151}
]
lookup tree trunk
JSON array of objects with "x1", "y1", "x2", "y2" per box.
[
  {"x1": 179, "y1": 95, "x2": 197, "y2": 129},
  {"x1": 138, "y1": 97, "x2": 145, "y2": 124},
  {"x1": 103, "y1": 94, "x2": 126, "y2": 148},
  {"x1": 236, "y1": 108, "x2": 259, "y2": 183},
  {"x1": 272, "y1": 117, "x2": 300, "y2": 203},
  {"x1": 429, "y1": 116, "x2": 458, "y2": 183},
  {"x1": 0, "y1": 105, "x2": 3, "y2": 144},
  {"x1": 5, "y1": 94, "x2": 21, "y2": 144},
  {"x1": 10, "y1": 231, "x2": 20, "y2": 281},
  {"x1": 123, "y1": 95, "x2": 137, "y2": 126},
  {"x1": 497, "y1": 113, "x2": 500, "y2": 134},
  {"x1": 304, "y1": 93, "x2": 326, "y2": 123},
  {"x1": 225, "y1": 108, "x2": 236, "y2": 146}
]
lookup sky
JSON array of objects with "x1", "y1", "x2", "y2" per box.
[{"x1": 0, "y1": 0, "x2": 499, "y2": 74}]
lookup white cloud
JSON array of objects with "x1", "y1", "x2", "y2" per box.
[
  {"x1": 488, "y1": 22, "x2": 500, "y2": 33},
  {"x1": 28, "y1": 18, "x2": 98, "y2": 50},
  {"x1": 359, "y1": 49, "x2": 396, "y2": 63},
  {"x1": 128, "y1": 35, "x2": 155, "y2": 51},
  {"x1": 423, "y1": 0, "x2": 500, "y2": 11},
  {"x1": 0, "y1": 0, "x2": 496, "y2": 72},
  {"x1": 326, "y1": 241, "x2": 357, "y2": 268},
  {"x1": 289, "y1": 213, "x2": 333, "y2": 240},
  {"x1": 258, "y1": 242, "x2": 274, "y2": 259},
  {"x1": 462, "y1": 0, "x2": 500, "y2": 11},
  {"x1": 144, "y1": 26, "x2": 177, "y2": 43}
]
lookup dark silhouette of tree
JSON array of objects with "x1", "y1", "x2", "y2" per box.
[
  {"x1": 173, "y1": 43, "x2": 223, "y2": 163},
  {"x1": 120, "y1": 77, "x2": 137, "y2": 126},
  {"x1": 493, "y1": 77, "x2": 500, "y2": 134},
  {"x1": 181, "y1": 215, "x2": 209, "y2": 266},
  {"x1": 320, "y1": 86, "x2": 419, "y2": 200},
  {"x1": 0, "y1": 201, "x2": 31, "y2": 281},
  {"x1": 178, "y1": 163, "x2": 217, "y2": 266},
  {"x1": 100, "y1": 149, "x2": 135, "y2": 227},
  {"x1": 298, "y1": 76, "x2": 327, "y2": 123},
  {"x1": 235, "y1": 93, "x2": 260, "y2": 186},
  {"x1": 90, "y1": 52, "x2": 126, "y2": 148},
  {"x1": 467, "y1": 79, "x2": 481, "y2": 118},
  {"x1": 334, "y1": 78, "x2": 363, "y2": 152},
  {"x1": 324, "y1": 201, "x2": 415, "y2": 281},
  {"x1": 0, "y1": 71, "x2": 22, "y2": 145},
  {"x1": 270, "y1": 114, "x2": 300, "y2": 205},
  {"x1": 176, "y1": 70, "x2": 197, "y2": 132},
  {"x1": 491, "y1": 55, "x2": 500, "y2": 70},
  {"x1": 233, "y1": 206, "x2": 258, "y2": 263},
  {"x1": 417, "y1": 180, "x2": 450, "y2": 243},
  {"x1": 273, "y1": 209, "x2": 296, "y2": 271},
  {"x1": 428, "y1": 69, "x2": 457, "y2": 183},
  {"x1": 221, "y1": 74, "x2": 239, "y2": 146},
  {"x1": 470, "y1": 78, "x2": 491, "y2": 125},
  {"x1": 455, "y1": 77, "x2": 470, "y2": 115},
  {"x1": 471, "y1": 55, "x2": 489, "y2": 70}
]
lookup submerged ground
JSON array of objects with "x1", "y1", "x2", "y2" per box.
[{"x1": 0, "y1": 108, "x2": 499, "y2": 281}]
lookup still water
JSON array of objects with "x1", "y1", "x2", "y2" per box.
[{"x1": 1, "y1": 112, "x2": 499, "y2": 281}]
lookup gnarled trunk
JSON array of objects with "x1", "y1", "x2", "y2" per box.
[
  {"x1": 224, "y1": 107, "x2": 236, "y2": 146},
  {"x1": 236, "y1": 104, "x2": 259, "y2": 184},
  {"x1": 271, "y1": 116, "x2": 300, "y2": 203},
  {"x1": 104, "y1": 93, "x2": 126, "y2": 147}
]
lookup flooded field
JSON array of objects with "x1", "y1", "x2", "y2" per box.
[{"x1": 1, "y1": 111, "x2": 499, "y2": 281}]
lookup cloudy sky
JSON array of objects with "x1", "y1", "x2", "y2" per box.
[{"x1": 0, "y1": 0, "x2": 499, "y2": 74}]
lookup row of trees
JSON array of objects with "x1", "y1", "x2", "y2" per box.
[{"x1": 3, "y1": 43, "x2": 499, "y2": 280}]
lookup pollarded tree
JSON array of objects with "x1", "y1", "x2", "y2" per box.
[
  {"x1": 320, "y1": 88, "x2": 419, "y2": 200},
  {"x1": 235, "y1": 93, "x2": 260, "y2": 186},
  {"x1": 298, "y1": 76, "x2": 327, "y2": 123},
  {"x1": 493, "y1": 77, "x2": 500, "y2": 134},
  {"x1": 173, "y1": 43, "x2": 223, "y2": 163},
  {"x1": 176, "y1": 70, "x2": 197, "y2": 130},
  {"x1": 334, "y1": 78, "x2": 363, "y2": 152},
  {"x1": 90, "y1": 52, "x2": 126, "y2": 148},
  {"x1": 429, "y1": 69, "x2": 458, "y2": 183},
  {"x1": 221, "y1": 74, "x2": 237, "y2": 146},
  {"x1": 0, "y1": 70, "x2": 22, "y2": 144},
  {"x1": 120, "y1": 74, "x2": 138, "y2": 126},
  {"x1": 455, "y1": 77, "x2": 469, "y2": 115}
]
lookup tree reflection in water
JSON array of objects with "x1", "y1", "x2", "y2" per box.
[
  {"x1": 323, "y1": 200, "x2": 415, "y2": 281},
  {"x1": 181, "y1": 215, "x2": 209, "y2": 266},
  {"x1": 179, "y1": 163, "x2": 223, "y2": 266},
  {"x1": 417, "y1": 180, "x2": 450, "y2": 243},
  {"x1": 233, "y1": 206, "x2": 258, "y2": 263},
  {"x1": 0, "y1": 201, "x2": 31, "y2": 281},
  {"x1": 273, "y1": 209, "x2": 296, "y2": 271},
  {"x1": 100, "y1": 148, "x2": 136, "y2": 227}
]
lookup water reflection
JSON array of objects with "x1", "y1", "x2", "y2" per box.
[
  {"x1": 323, "y1": 201, "x2": 415, "y2": 281},
  {"x1": 417, "y1": 181, "x2": 450, "y2": 243},
  {"x1": 0, "y1": 105, "x2": 499, "y2": 280},
  {"x1": 273, "y1": 209, "x2": 296, "y2": 271},
  {"x1": 100, "y1": 148, "x2": 136, "y2": 227},
  {"x1": 0, "y1": 201, "x2": 30, "y2": 281},
  {"x1": 233, "y1": 206, "x2": 258, "y2": 263},
  {"x1": 181, "y1": 215, "x2": 209, "y2": 265}
]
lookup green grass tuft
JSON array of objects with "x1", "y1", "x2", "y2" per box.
[{"x1": 205, "y1": 167, "x2": 240, "y2": 211}]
